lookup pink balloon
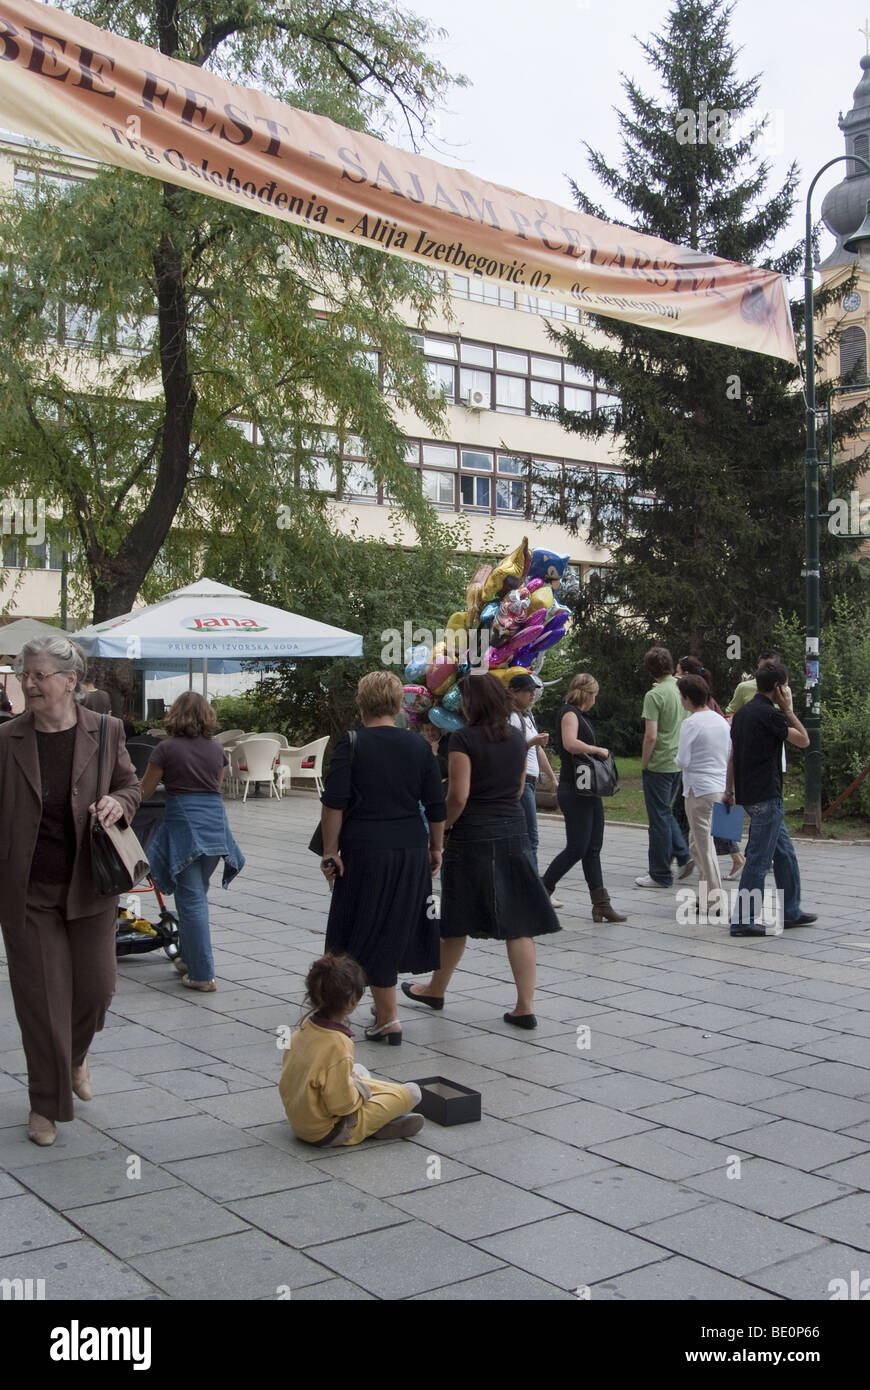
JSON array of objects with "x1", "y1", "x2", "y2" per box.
[{"x1": 488, "y1": 611, "x2": 546, "y2": 666}]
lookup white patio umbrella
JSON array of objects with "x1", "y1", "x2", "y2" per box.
[
  {"x1": 71, "y1": 579, "x2": 363, "y2": 699},
  {"x1": 0, "y1": 617, "x2": 68, "y2": 656}
]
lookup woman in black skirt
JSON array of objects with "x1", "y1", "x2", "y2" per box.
[
  {"x1": 318, "y1": 671, "x2": 445, "y2": 1045},
  {"x1": 403, "y1": 673, "x2": 560, "y2": 1030}
]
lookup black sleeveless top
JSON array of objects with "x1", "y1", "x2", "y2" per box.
[{"x1": 557, "y1": 703, "x2": 595, "y2": 788}]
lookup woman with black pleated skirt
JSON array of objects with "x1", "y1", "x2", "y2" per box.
[
  {"x1": 318, "y1": 672, "x2": 446, "y2": 1045},
  {"x1": 403, "y1": 673, "x2": 560, "y2": 1030}
]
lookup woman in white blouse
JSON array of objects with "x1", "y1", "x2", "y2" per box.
[{"x1": 675, "y1": 674, "x2": 731, "y2": 923}]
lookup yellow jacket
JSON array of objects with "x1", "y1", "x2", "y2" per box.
[{"x1": 278, "y1": 1015, "x2": 362, "y2": 1142}]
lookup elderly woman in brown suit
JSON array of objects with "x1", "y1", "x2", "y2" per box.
[{"x1": 0, "y1": 636, "x2": 140, "y2": 1146}]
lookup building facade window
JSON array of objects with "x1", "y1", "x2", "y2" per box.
[
  {"x1": 415, "y1": 329, "x2": 618, "y2": 421},
  {"x1": 840, "y1": 324, "x2": 867, "y2": 387},
  {"x1": 1, "y1": 538, "x2": 64, "y2": 569}
]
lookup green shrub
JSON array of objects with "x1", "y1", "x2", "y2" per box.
[{"x1": 776, "y1": 598, "x2": 870, "y2": 819}]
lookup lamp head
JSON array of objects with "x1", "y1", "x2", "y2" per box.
[{"x1": 843, "y1": 199, "x2": 870, "y2": 256}]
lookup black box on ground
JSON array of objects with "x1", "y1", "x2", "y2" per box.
[{"x1": 412, "y1": 1076, "x2": 482, "y2": 1126}]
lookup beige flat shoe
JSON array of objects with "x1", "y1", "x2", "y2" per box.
[
  {"x1": 27, "y1": 1111, "x2": 57, "y2": 1146},
  {"x1": 182, "y1": 976, "x2": 217, "y2": 992},
  {"x1": 172, "y1": 958, "x2": 188, "y2": 975},
  {"x1": 72, "y1": 1060, "x2": 93, "y2": 1102}
]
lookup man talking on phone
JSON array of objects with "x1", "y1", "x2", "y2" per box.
[{"x1": 725, "y1": 661, "x2": 817, "y2": 936}]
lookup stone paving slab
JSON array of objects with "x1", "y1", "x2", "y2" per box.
[
  {"x1": 390, "y1": 1173, "x2": 566, "y2": 1239},
  {"x1": 12, "y1": 1147, "x2": 180, "y2": 1209},
  {"x1": 70, "y1": 1186, "x2": 250, "y2": 1258},
  {"x1": 1, "y1": 802, "x2": 868, "y2": 1301},
  {"x1": 682, "y1": 1158, "x2": 855, "y2": 1219},
  {"x1": 538, "y1": 1165, "x2": 711, "y2": 1227},
  {"x1": 636, "y1": 1202, "x2": 825, "y2": 1277},
  {"x1": 409, "y1": 1267, "x2": 575, "y2": 1299},
  {"x1": 311, "y1": 1220, "x2": 503, "y2": 1298},
  {"x1": 228, "y1": 1179, "x2": 411, "y2": 1246},
  {"x1": 591, "y1": 1256, "x2": 781, "y2": 1301},
  {"x1": 476, "y1": 1211, "x2": 669, "y2": 1289},
  {"x1": 747, "y1": 1239, "x2": 870, "y2": 1300},
  {"x1": 0, "y1": 1239, "x2": 159, "y2": 1300},
  {"x1": 0, "y1": 1192, "x2": 83, "y2": 1256},
  {"x1": 129, "y1": 1229, "x2": 329, "y2": 1300}
]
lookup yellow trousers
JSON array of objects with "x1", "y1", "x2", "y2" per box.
[{"x1": 343, "y1": 1079, "x2": 416, "y2": 1145}]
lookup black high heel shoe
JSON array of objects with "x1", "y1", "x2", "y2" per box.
[
  {"x1": 401, "y1": 981, "x2": 444, "y2": 1011},
  {"x1": 364, "y1": 1020, "x2": 402, "y2": 1045}
]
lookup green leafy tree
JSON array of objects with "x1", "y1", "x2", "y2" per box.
[
  {"x1": 0, "y1": 0, "x2": 459, "y2": 623},
  {"x1": 537, "y1": 0, "x2": 870, "y2": 707},
  {"x1": 204, "y1": 511, "x2": 474, "y2": 742}
]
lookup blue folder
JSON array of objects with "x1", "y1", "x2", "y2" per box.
[{"x1": 712, "y1": 801, "x2": 744, "y2": 841}]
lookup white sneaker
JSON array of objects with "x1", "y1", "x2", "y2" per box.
[
  {"x1": 550, "y1": 894, "x2": 564, "y2": 908},
  {"x1": 634, "y1": 875, "x2": 671, "y2": 889}
]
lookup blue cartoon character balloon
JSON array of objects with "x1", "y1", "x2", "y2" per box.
[{"x1": 528, "y1": 548, "x2": 569, "y2": 587}]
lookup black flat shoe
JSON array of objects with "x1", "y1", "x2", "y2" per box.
[
  {"x1": 730, "y1": 928, "x2": 767, "y2": 937},
  {"x1": 401, "y1": 982, "x2": 444, "y2": 1011},
  {"x1": 784, "y1": 913, "x2": 817, "y2": 927},
  {"x1": 504, "y1": 1012, "x2": 537, "y2": 1029}
]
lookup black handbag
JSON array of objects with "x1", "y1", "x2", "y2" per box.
[
  {"x1": 308, "y1": 730, "x2": 358, "y2": 855},
  {"x1": 89, "y1": 715, "x2": 150, "y2": 894},
  {"x1": 573, "y1": 752, "x2": 620, "y2": 797},
  {"x1": 572, "y1": 711, "x2": 619, "y2": 797}
]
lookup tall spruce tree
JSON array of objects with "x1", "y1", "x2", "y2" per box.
[{"x1": 542, "y1": 0, "x2": 869, "y2": 700}]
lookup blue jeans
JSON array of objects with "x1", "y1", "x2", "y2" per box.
[
  {"x1": 520, "y1": 779, "x2": 539, "y2": 868},
  {"x1": 642, "y1": 770, "x2": 690, "y2": 885},
  {"x1": 172, "y1": 855, "x2": 220, "y2": 982},
  {"x1": 731, "y1": 798, "x2": 800, "y2": 927}
]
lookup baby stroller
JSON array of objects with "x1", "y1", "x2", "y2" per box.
[{"x1": 115, "y1": 739, "x2": 180, "y2": 962}]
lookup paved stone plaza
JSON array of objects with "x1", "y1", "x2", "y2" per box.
[{"x1": 1, "y1": 793, "x2": 869, "y2": 1301}]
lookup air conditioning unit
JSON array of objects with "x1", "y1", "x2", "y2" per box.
[{"x1": 468, "y1": 388, "x2": 488, "y2": 410}]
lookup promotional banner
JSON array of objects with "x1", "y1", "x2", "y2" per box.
[{"x1": 0, "y1": 0, "x2": 797, "y2": 361}]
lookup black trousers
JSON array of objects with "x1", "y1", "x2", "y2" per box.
[{"x1": 542, "y1": 786, "x2": 604, "y2": 894}]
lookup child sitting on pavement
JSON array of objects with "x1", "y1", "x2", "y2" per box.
[{"x1": 279, "y1": 953, "x2": 424, "y2": 1146}]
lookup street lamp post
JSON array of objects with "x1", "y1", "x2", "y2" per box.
[{"x1": 802, "y1": 159, "x2": 870, "y2": 834}]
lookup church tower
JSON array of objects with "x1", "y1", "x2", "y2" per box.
[{"x1": 818, "y1": 45, "x2": 870, "y2": 497}]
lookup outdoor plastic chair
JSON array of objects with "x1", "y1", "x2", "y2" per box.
[
  {"x1": 278, "y1": 736, "x2": 329, "y2": 795},
  {"x1": 233, "y1": 736, "x2": 281, "y2": 801}
]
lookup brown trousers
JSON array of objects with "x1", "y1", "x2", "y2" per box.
[{"x1": 2, "y1": 880, "x2": 117, "y2": 1122}]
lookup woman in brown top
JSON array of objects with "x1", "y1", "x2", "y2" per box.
[{"x1": 0, "y1": 636, "x2": 140, "y2": 1146}]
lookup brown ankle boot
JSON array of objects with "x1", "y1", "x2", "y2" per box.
[{"x1": 591, "y1": 886, "x2": 627, "y2": 922}]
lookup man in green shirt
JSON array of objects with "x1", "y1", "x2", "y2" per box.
[
  {"x1": 726, "y1": 651, "x2": 793, "y2": 718},
  {"x1": 635, "y1": 646, "x2": 694, "y2": 889}
]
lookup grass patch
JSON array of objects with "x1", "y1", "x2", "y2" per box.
[{"x1": 549, "y1": 755, "x2": 870, "y2": 837}]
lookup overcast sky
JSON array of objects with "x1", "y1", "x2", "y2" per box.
[{"x1": 405, "y1": 0, "x2": 867, "y2": 285}]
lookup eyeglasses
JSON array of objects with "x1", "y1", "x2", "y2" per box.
[{"x1": 19, "y1": 669, "x2": 68, "y2": 684}]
